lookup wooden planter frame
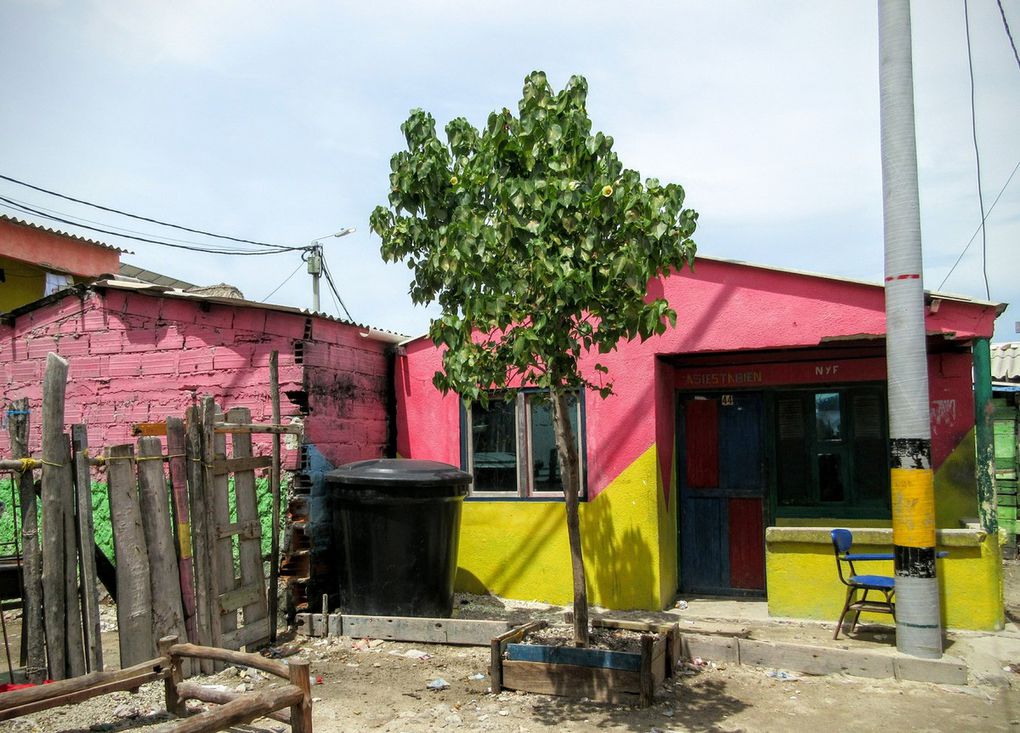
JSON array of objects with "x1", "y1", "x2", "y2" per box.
[
  {"x1": 490, "y1": 618, "x2": 678, "y2": 707},
  {"x1": 0, "y1": 636, "x2": 313, "y2": 732}
]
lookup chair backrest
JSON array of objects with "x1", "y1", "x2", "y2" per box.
[{"x1": 831, "y1": 528, "x2": 854, "y2": 584}]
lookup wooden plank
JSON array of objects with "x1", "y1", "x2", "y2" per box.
[
  {"x1": 107, "y1": 444, "x2": 156, "y2": 667},
  {"x1": 221, "y1": 618, "x2": 272, "y2": 650},
  {"x1": 268, "y1": 349, "x2": 282, "y2": 644},
  {"x1": 0, "y1": 668, "x2": 167, "y2": 721},
  {"x1": 294, "y1": 613, "x2": 325, "y2": 638},
  {"x1": 137, "y1": 436, "x2": 189, "y2": 655},
  {"x1": 167, "y1": 417, "x2": 198, "y2": 676},
  {"x1": 9, "y1": 398, "x2": 46, "y2": 684},
  {"x1": 216, "y1": 520, "x2": 262, "y2": 540},
  {"x1": 491, "y1": 620, "x2": 547, "y2": 693},
  {"x1": 71, "y1": 424, "x2": 103, "y2": 673},
  {"x1": 227, "y1": 406, "x2": 269, "y2": 651},
  {"x1": 185, "y1": 407, "x2": 214, "y2": 675},
  {"x1": 506, "y1": 643, "x2": 641, "y2": 671},
  {"x1": 501, "y1": 660, "x2": 640, "y2": 703},
  {"x1": 132, "y1": 422, "x2": 169, "y2": 437},
  {"x1": 204, "y1": 399, "x2": 235, "y2": 656},
  {"x1": 59, "y1": 431, "x2": 86, "y2": 680},
  {"x1": 341, "y1": 615, "x2": 513, "y2": 646},
  {"x1": 639, "y1": 634, "x2": 654, "y2": 706},
  {"x1": 589, "y1": 615, "x2": 679, "y2": 634},
  {"x1": 40, "y1": 353, "x2": 69, "y2": 679},
  {"x1": 213, "y1": 422, "x2": 303, "y2": 435},
  {"x1": 0, "y1": 656, "x2": 168, "y2": 720},
  {"x1": 219, "y1": 583, "x2": 265, "y2": 613},
  {"x1": 212, "y1": 456, "x2": 273, "y2": 475}
]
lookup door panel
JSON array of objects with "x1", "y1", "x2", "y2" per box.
[{"x1": 679, "y1": 392, "x2": 766, "y2": 595}]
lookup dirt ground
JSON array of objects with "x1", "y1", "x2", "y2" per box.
[{"x1": 4, "y1": 574, "x2": 1020, "y2": 732}]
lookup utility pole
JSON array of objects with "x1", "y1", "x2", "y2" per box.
[
  {"x1": 878, "y1": 0, "x2": 942, "y2": 659},
  {"x1": 306, "y1": 227, "x2": 355, "y2": 313}
]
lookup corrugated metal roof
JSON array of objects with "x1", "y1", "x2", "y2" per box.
[
  {"x1": 118, "y1": 262, "x2": 196, "y2": 290},
  {"x1": 0, "y1": 214, "x2": 132, "y2": 255},
  {"x1": 992, "y1": 342, "x2": 1020, "y2": 382}
]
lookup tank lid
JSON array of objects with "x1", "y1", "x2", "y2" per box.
[{"x1": 325, "y1": 459, "x2": 473, "y2": 488}]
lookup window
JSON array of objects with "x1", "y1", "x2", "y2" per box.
[
  {"x1": 775, "y1": 385, "x2": 889, "y2": 512},
  {"x1": 464, "y1": 391, "x2": 584, "y2": 498}
]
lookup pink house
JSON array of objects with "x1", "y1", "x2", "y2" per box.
[
  {"x1": 395, "y1": 256, "x2": 1007, "y2": 629},
  {"x1": 0, "y1": 279, "x2": 402, "y2": 613}
]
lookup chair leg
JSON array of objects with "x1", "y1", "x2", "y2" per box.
[
  {"x1": 834, "y1": 586, "x2": 856, "y2": 640},
  {"x1": 849, "y1": 589, "x2": 869, "y2": 635}
]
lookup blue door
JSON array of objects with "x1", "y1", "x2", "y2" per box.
[{"x1": 678, "y1": 392, "x2": 766, "y2": 595}]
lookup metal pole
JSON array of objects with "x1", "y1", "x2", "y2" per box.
[
  {"x1": 973, "y1": 338, "x2": 997, "y2": 534},
  {"x1": 878, "y1": 0, "x2": 942, "y2": 659},
  {"x1": 307, "y1": 246, "x2": 322, "y2": 313}
]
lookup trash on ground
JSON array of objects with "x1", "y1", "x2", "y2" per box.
[
  {"x1": 766, "y1": 669, "x2": 800, "y2": 681},
  {"x1": 427, "y1": 677, "x2": 450, "y2": 690}
]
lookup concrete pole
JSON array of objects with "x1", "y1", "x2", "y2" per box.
[
  {"x1": 878, "y1": 0, "x2": 942, "y2": 659},
  {"x1": 973, "y1": 338, "x2": 997, "y2": 534}
]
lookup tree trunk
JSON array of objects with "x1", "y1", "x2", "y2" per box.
[{"x1": 550, "y1": 389, "x2": 589, "y2": 647}]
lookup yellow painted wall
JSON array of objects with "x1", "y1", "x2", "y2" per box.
[
  {"x1": 455, "y1": 446, "x2": 670, "y2": 610},
  {"x1": 766, "y1": 529, "x2": 1004, "y2": 631},
  {"x1": 0, "y1": 256, "x2": 46, "y2": 313}
]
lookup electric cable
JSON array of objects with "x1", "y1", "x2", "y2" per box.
[
  {"x1": 261, "y1": 259, "x2": 306, "y2": 303},
  {"x1": 0, "y1": 172, "x2": 287, "y2": 248},
  {"x1": 320, "y1": 256, "x2": 354, "y2": 321},
  {"x1": 0, "y1": 196, "x2": 300, "y2": 256},
  {"x1": 964, "y1": 0, "x2": 991, "y2": 299},
  {"x1": 937, "y1": 157, "x2": 1020, "y2": 291},
  {"x1": 997, "y1": 0, "x2": 1020, "y2": 73}
]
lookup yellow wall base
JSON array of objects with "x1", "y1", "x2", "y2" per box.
[
  {"x1": 765, "y1": 527, "x2": 1004, "y2": 631},
  {"x1": 454, "y1": 446, "x2": 668, "y2": 611}
]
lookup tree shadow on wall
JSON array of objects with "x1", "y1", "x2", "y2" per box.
[{"x1": 582, "y1": 489, "x2": 657, "y2": 611}]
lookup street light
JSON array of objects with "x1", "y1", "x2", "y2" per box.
[{"x1": 306, "y1": 227, "x2": 355, "y2": 312}]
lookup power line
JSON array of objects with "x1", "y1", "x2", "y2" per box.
[
  {"x1": 261, "y1": 259, "x2": 306, "y2": 302},
  {"x1": 0, "y1": 196, "x2": 298, "y2": 256},
  {"x1": 963, "y1": 0, "x2": 990, "y2": 300},
  {"x1": 0, "y1": 172, "x2": 288, "y2": 249},
  {"x1": 997, "y1": 0, "x2": 1020, "y2": 73},
  {"x1": 320, "y1": 256, "x2": 354, "y2": 321},
  {"x1": 937, "y1": 157, "x2": 1020, "y2": 291}
]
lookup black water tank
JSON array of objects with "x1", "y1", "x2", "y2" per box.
[{"x1": 326, "y1": 459, "x2": 471, "y2": 618}]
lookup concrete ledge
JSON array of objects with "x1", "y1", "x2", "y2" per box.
[
  {"x1": 765, "y1": 526, "x2": 987, "y2": 547},
  {"x1": 677, "y1": 631, "x2": 969, "y2": 685}
]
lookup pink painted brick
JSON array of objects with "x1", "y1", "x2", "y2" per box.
[
  {"x1": 100, "y1": 289, "x2": 129, "y2": 313},
  {"x1": 264, "y1": 311, "x2": 306, "y2": 339},
  {"x1": 139, "y1": 351, "x2": 179, "y2": 375},
  {"x1": 68, "y1": 356, "x2": 107, "y2": 379},
  {"x1": 121, "y1": 332, "x2": 159, "y2": 353},
  {"x1": 10, "y1": 359, "x2": 42, "y2": 383},
  {"x1": 194, "y1": 306, "x2": 234, "y2": 330},
  {"x1": 232, "y1": 309, "x2": 267, "y2": 334},
  {"x1": 212, "y1": 348, "x2": 252, "y2": 370},
  {"x1": 178, "y1": 351, "x2": 215, "y2": 374},
  {"x1": 82, "y1": 308, "x2": 108, "y2": 332},
  {"x1": 108, "y1": 354, "x2": 143, "y2": 377},
  {"x1": 160, "y1": 298, "x2": 199, "y2": 324},
  {"x1": 25, "y1": 336, "x2": 57, "y2": 360},
  {"x1": 154, "y1": 327, "x2": 186, "y2": 351},
  {"x1": 54, "y1": 335, "x2": 90, "y2": 358},
  {"x1": 123, "y1": 294, "x2": 162, "y2": 318},
  {"x1": 90, "y1": 331, "x2": 123, "y2": 354}
]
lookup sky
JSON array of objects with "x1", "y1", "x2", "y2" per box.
[{"x1": 1, "y1": 1, "x2": 1018, "y2": 341}]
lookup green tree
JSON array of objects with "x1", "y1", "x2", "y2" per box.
[{"x1": 371, "y1": 71, "x2": 697, "y2": 646}]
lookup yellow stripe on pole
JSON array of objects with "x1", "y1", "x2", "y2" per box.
[{"x1": 891, "y1": 467, "x2": 936, "y2": 547}]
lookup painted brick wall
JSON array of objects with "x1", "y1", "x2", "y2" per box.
[{"x1": 0, "y1": 287, "x2": 391, "y2": 469}]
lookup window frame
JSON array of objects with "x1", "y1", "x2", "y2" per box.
[
  {"x1": 772, "y1": 383, "x2": 891, "y2": 518},
  {"x1": 461, "y1": 389, "x2": 587, "y2": 500}
]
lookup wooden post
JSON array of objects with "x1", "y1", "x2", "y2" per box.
[
  {"x1": 9, "y1": 398, "x2": 46, "y2": 683},
  {"x1": 288, "y1": 658, "x2": 313, "y2": 733},
  {"x1": 106, "y1": 444, "x2": 155, "y2": 666},
  {"x1": 137, "y1": 437, "x2": 188, "y2": 656},
  {"x1": 71, "y1": 424, "x2": 103, "y2": 673},
  {"x1": 269, "y1": 350, "x2": 282, "y2": 643},
  {"x1": 639, "y1": 634, "x2": 655, "y2": 707},
  {"x1": 158, "y1": 635, "x2": 184, "y2": 717},
  {"x1": 167, "y1": 418, "x2": 199, "y2": 666},
  {"x1": 185, "y1": 407, "x2": 214, "y2": 674},
  {"x1": 40, "y1": 353, "x2": 69, "y2": 679},
  {"x1": 227, "y1": 407, "x2": 269, "y2": 649},
  {"x1": 203, "y1": 398, "x2": 232, "y2": 659},
  {"x1": 60, "y1": 432, "x2": 86, "y2": 679}
]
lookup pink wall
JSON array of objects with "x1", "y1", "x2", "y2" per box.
[
  {"x1": 0, "y1": 218, "x2": 121, "y2": 278},
  {"x1": 396, "y1": 257, "x2": 1000, "y2": 504},
  {"x1": 0, "y1": 287, "x2": 391, "y2": 467}
]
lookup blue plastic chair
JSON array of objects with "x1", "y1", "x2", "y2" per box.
[{"x1": 831, "y1": 529, "x2": 895, "y2": 640}]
